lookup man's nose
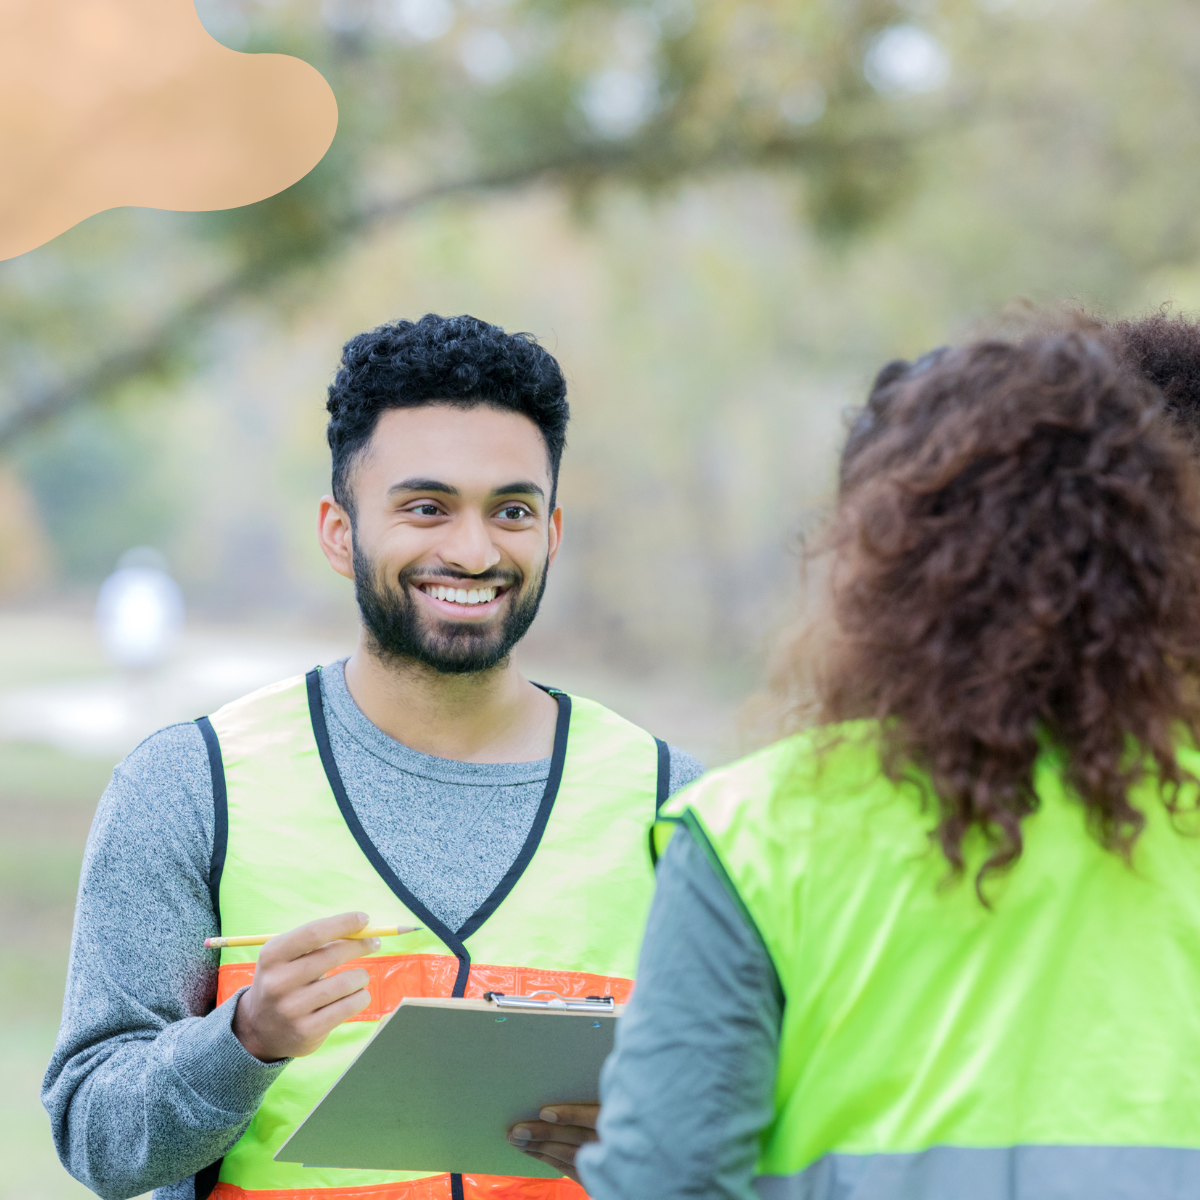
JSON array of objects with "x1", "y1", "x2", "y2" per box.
[{"x1": 440, "y1": 511, "x2": 502, "y2": 576}]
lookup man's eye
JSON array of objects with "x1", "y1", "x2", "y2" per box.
[
  {"x1": 411, "y1": 504, "x2": 441, "y2": 517},
  {"x1": 500, "y1": 506, "x2": 530, "y2": 520}
]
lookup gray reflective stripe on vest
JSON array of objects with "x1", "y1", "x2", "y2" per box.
[{"x1": 753, "y1": 1145, "x2": 1200, "y2": 1199}]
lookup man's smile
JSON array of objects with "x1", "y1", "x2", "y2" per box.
[{"x1": 414, "y1": 581, "x2": 510, "y2": 618}]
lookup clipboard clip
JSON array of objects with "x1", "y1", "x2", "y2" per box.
[{"x1": 482, "y1": 989, "x2": 616, "y2": 1013}]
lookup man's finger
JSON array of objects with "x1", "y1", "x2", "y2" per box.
[
  {"x1": 537, "y1": 1103, "x2": 599, "y2": 1129},
  {"x1": 294, "y1": 967, "x2": 372, "y2": 1014},
  {"x1": 517, "y1": 1146, "x2": 580, "y2": 1178},
  {"x1": 297, "y1": 987, "x2": 372, "y2": 1039},
  {"x1": 261, "y1": 912, "x2": 371, "y2": 963},
  {"x1": 508, "y1": 1121, "x2": 597, "y2": 1147},
  {"x1": 270, "y1": 936, "x2": 380, "y2": 991},
  {"x1": 258, "y1": 938, "x2": 376, "y2": 998}
]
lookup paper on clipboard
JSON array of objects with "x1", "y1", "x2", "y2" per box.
[{"x1": 275, "y1": 993, "x2": 621, "y2": 1180}]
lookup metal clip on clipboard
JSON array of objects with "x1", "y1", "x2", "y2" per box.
[{"x1": 482, "y1": 989, "x2": 616, "y2": 1013}]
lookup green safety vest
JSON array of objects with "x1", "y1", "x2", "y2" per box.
[
  {"x1": 655, "y1": 721, "x2": 1200, "y2": 1198},
  {"x1": 196, "y1": 668, "x2": 668, "y2": 1200}
]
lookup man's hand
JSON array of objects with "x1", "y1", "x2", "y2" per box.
[
  {"x1": 231, "y1": 912, "x2": 379, "y2": 1062},
  {"x1": 507, "y1": 1103, "x2": 599, "y2": 1182}
]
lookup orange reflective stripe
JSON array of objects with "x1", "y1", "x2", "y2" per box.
[
  {"x1": 461, "y1": 1176, "x2": 586, "y2": 1199},
  {"x1": 215, "y1": 954, "x2": 464, "y2": 1019},
  {"x1": 211, "y1": 1174, "x2": 587, "y2": 1200},
  {"x1": 211, "y1": 1180, "x2": 450, "y2": 1200},
  {"x1": 216, "y1": 955, "x2": 633, "y2": 1022},
  {"x1": 461, "y1": 963, "x2": 633, "y2": 1004}
]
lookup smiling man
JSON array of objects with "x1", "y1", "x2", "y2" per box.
[{"x1": 43, "y1": 315, "x2": 704, "y2": 1200}]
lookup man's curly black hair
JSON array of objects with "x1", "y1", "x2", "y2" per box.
[{"x1": 326, "y1": 314, "x2": 569, "y2": 516}]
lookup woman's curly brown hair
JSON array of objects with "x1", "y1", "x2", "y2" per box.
[
  {"x1": 1110, "y1": 310, "x2": 1200, "y2": 447},
  {"x1": 822, "y1": 330, "x2": 1200, "y2": 894}
]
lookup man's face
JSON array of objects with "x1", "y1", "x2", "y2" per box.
[{"x1": 329, "y1": 404, "x2": 561, "y2": 674}]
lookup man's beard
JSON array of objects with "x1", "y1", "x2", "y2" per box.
[{"x1": 352, "y1": 541, "x2": 549, "y2": 675}]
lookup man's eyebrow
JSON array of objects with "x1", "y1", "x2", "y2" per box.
[
  {"x1": 388, "y1": 478, "x2": 460, "y2": 496},
  {"x1": 490, "y1": 480, "x2": 545, "y2": 500}
]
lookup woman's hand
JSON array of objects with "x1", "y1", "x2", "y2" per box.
[{"x1": 507, "y1": 1103, "x2": 599, "y2": 1182}]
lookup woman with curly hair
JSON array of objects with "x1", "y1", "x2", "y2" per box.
[{"x1": 571, "y1": 330, "x2": 1200, "y2": 1199}]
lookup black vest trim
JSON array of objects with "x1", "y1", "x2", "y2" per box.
[
  {"x1": 455, "y1": 691, "x2": 571, "y2": 943},
  {"x1": 305, "y1": 669, "x2": 473, "y2": 988},
  {"x1": 195, "y1": 715, "x2": 228, "y2": 928},
  {"x1": 194, "y1": 716, "x2": 229, "y2": 1198},
  {"x1": 305, "y1": 669, "x2": 572, "y2": 967},
  {"x1": 193, "y1": 1159, "x2": 222, "y2": 1200},
  {"x1": 653, "y1": 737, "x2": 670, "y2": 813}
]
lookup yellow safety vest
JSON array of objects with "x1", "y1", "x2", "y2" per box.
[
  {"x1": 655, "y1": 722, "x2": 1200, "y2": 1197},
  {"x1": 197, "y1": 668, "x2": 667, "y2": 1200}
]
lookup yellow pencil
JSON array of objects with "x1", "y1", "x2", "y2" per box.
[{"x1": 205, "y1": 925, "x2": 421, "y2": 949}]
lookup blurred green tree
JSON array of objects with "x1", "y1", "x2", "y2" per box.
[
  {"x1": 0, "y1": 0, "x2": 927, "y2": 447},
  {"x1": 10, "y1": 0, "x2": 1200, "y2": 669}
]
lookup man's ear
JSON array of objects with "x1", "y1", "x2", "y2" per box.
[
  {"x1": 317, "y1": 496, "x2": 356, "y2": 581},
  {"x1": 546, "y1": 505, "x2": 563, "y2": 566}
]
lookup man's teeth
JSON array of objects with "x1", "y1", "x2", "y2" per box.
[{"x1": 422, "y1": 585, "x2": 498, "y2": 605}]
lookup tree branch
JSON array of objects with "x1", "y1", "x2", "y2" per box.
[
  {"x1": 0, "y1": 157, "x2": 593, "y2": 451},
  {"x1": 0, "y1": 118, "x2": 904, "y2": 450}
]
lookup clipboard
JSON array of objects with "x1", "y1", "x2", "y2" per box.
[{"x1": 275, "y1": 991, "x2": 621, "y2": 1179}]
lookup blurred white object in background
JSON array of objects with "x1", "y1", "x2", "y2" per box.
[
  {"x1": 95, "y1": 547, "x2": 185, "y2": 670},
  {"x1": 864, "y1": 24, "x2": 951, "y2": 96},
  {"x1": 580, "y1": 68, "x2": 659, "y2": 140},
  {"x1": 459, "y1": 29, "x2": 517, "y2": 86}
]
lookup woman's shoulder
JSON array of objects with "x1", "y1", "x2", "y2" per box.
[{"x1": 662, "y1": 719, "x2": 892, "y2": 830}]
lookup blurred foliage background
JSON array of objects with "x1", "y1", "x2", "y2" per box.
[{"x1": 4, "y1": 0, "x2": 1200, "y2": 1193}]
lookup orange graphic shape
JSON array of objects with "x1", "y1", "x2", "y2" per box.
[{"x1": 0, "y1": 0, "x2": 339, "y2": 261}]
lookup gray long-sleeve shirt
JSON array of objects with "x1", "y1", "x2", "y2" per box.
[
  {"x1": 43, "y1": 660, "x2": 704, "y2": 1200},
  {"x1": 577, "y1": 825, "x2": 783, "y2": 1200}
]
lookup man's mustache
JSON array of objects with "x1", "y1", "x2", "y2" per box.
[{"x1": 397, "y1": 567, "x2": 523, "y2": 589}]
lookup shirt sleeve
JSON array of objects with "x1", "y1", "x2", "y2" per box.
[
  {"x1": 577, "y1": 823, "x2": 782, "y2": 1200},
  {"x1": 41, "y1": 722, "x2": 288, "y2": 1200}
]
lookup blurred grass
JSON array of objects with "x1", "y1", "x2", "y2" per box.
[
  {"x1": 0, "y1": 741, "x2": 117, "y2": 1200},
  {"x1": 0, "y1": 613, "x2": 111, "y2": 689}
]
